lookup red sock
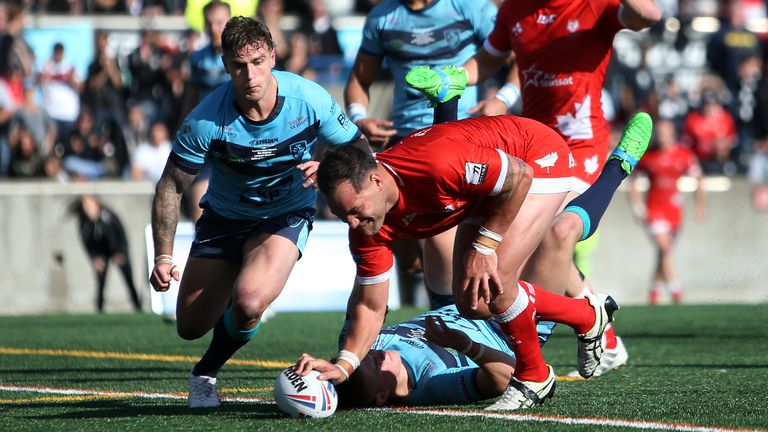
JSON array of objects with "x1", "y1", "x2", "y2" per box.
[
  {"x1": 491, "y1": 284, "x2": 550, "y2": 382},
  {"x1": 520, "y1": 281, "x2": 595, "y2": 335},
  {"x1": 604, "y1": 324, "x2": 618, "y2": 349}
]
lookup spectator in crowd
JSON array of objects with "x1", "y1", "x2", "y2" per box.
[
  {"x1": 749, "y1": 55, "x2": 768, "y2": 211},
  {"x1": 302, "y1": 0, "x2": 344, "y2": 61},
  {"x1": 682, "y1": 88, "x2": 738, "y2": 175},
  {"x1": 732, "y1": 55, "x2": 762, "y2": 170},
  {"x1": 39, "y1": 42, "x2": 82, "y2": 151},
  {"x1": 284, "y1": 32, "x2": 313, "y2": 78},
  {"x1": 0, "y1": 67, "x2": 18, "y2": 177},
  {"x1": 69, "y1": 195, "x2": 142, "y2": 313},
  {"x1": 125, "y1": 30, "x2": 169, "y2": 124},
  {"x1": 131, "y1": 120, "x2": 171, "y2": 183},
  {"x1": 61, "y1": 107, "x2": 119, "y2": 179},
  {"x1": 83, "y1": 31, "x2": 125, "y2": 128},
  {"x1": 629, "y1": 118, "x2": 706, "y2": 305},
  {"x1": 12, "y1": 79, "x2": 56, "y2": 158},
  {"x1": 122, "y1": 103, "x2": 149, "y2": 154},
  {"x1": 8, "y1": 122, "x2": 47, "y2": 178},
  {"x1": 706, "y1": 0, "x2": 762, "y2": 98}
]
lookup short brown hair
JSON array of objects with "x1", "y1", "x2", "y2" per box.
[{"x1": 221, "y1": 16, "x2": 276, "y2": 58}]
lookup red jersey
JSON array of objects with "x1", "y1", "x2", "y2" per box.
[
  {"x1": 636, "y1": 144, "x2": 701, "y2": 233},
  {"x1": 486, "y1": 0, "x2": 623, "y2": 187},
  {"x1": 682, "y1": 108, "x2": 737, "y2": 161},
  {"x1": 351, "y1": 115, "x2": 572, "y2": 283}
]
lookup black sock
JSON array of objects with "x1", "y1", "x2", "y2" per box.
[
  {"x1": 433, "y1": 97, "x2": 459, "y2": 124},
  {"x1": 192, "y1": 315, "x2": 249, "y2": 377},
  {"x1": 564, "y1": 159, "x2": 626, "y2": 240}
]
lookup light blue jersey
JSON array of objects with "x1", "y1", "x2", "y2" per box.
[
  {"x1": 371, "y1": 305, "x2": 514, "y2": 406},
  {"x1": 361, "y1": 0, "x2": 497, "y2": 136},
  {"x1": 172, "y1": 70, "x2": 361, "y2": 219},
  {"x1": 188, "y1": 44, "x2": 229, "y2": 98}
]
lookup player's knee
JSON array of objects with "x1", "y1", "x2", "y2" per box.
[
  {"x1": 176, "y1": 322, "x2": 206, "y2": 341},
  {"x1": 231, "y1": 292, "x2": 269, "y2": 322},
  {"x1": 549, "y1": 214, "x2": 582, "y2": 247}
]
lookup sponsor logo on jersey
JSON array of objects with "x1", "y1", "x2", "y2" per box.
[
  {"x1": 411, "y1": 29, "x2": 436, "y2": 46},
  {"x1": 567, "y1": 19, "x2": 580, "y2": 33},
  {"x1": 287, "y1": 214, "x2": 304, "y2": 228},
  {"x1": 401, "y1": 213, "x2": 417, "y2": 225},
  {"x1": 569, "y1": 153, "x2": 576, "y2": 168},
  {"x1": 534, "y1": 152, "x2": 559, "y2": 173},
  {"x1": 537, "y1": 14, "x2": 557, "y2": 25},
  {"x1": 337, "y1": 113, "x2": 351, "y2": 130},
  {"x1": 289, "y1": 115, "x2": 308, "y2": 129},
  {"x1": 250, "y1": 137, "x2": 278, "y2": 147},
  {"x1": 522, "y1": 65, "x2": 574, "y2": 89},
  {"x1": 465, "y1": 162, "x2": 488, "y2": 185},
  {"x1": 512, "y1": 22, "x2": 523, "y2": 35}
]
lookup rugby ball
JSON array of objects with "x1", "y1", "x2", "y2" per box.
[{"x1": 274, "y1": 368, "x2": 337, "y2": 419}]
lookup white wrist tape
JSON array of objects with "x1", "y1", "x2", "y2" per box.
[
  {"x1": 334, "y1": 363, "x2": 350, "y2": 380},
  {"x1": 347, "y1": 103, "x2": 368, "y2": 123},
  {"x1": 337, "y1": 350, "x2": 361, "y2": 371},
  {"x1": 472, "y1": 241, "x2": 496, "y2": 256},
  {"x1": 478, "y1": 226, "x2": 503, "y2": 243},
  {"x1": 495, "y1": 83, "x2": 520, "y2": 109}
]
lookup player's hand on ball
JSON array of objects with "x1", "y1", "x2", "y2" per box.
[{"x1": 294, "y1": 354, "x2": 348, "y2": 384}]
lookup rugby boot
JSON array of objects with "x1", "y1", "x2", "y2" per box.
[
  {"x1": 485, "y1": 365, "x2": 556, "y2": 411},
  {"x1": 405, "y1": 65, "x2": 467, "y2": 107},
  {"x1": 576, "y1": 292, "x2": 619, "y2": 378},
  {"x1": 609, "y1": 112, "x2": 653, "y2": 174},
  {"x1": 188, "y1": 373, "x2": 220, "y2": 408}
]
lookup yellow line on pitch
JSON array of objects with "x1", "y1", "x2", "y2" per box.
[
  {"x1": 0, "y1": 347, "x2": 292, "y2": 369},
  {"x1": 0, "y1": 395, "x2": 120, "y2": 404}
]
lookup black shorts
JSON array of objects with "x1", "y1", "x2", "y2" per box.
[{"x1": 189, "y1": 207, "x2": 315, "y2": 264}]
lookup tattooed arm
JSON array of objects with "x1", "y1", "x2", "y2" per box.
[{"x1": 149, "y1": 159, "x2": 196, "y2": 292}]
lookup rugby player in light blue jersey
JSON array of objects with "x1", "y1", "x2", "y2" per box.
[
  {"x1": 148, "y1": 16, "x2": 369, "y2": 409},
  {"x1": 344, "y1": 0, "x2": 498, "y2": 148},
  {"x1": 300, "y1": 305, "x2": 521, "y2": 407}
]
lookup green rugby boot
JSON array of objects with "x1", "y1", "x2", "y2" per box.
[
  {"x1": 610, "y1": 112, "x2": 653, "y2": 175},
  {"x1": 405, "y1": 65, "x2": 467, "y2": 107}
]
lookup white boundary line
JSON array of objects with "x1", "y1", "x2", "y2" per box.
[{"x1": 1, "y1": 385, "x2": 764, "y2": 432}]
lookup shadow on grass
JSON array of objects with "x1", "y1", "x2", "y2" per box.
[{"x1": 3, "y1": 399, "x2": 285, "y2": 420}]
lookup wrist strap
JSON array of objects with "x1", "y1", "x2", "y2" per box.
[
  {"x1": 460, "y1": 340, "x2": 474, "y2": 354},
  {"x1": 472, "y1": 241, "x2": 496, "y2": 256},
  {"x1": 471, "y1": 344, "x2": 486, "y2": 361},
  {"x1": 347, "y1": 103, "x2": 367, "y2": 123},
  {"x1": 154, "y1": 254, "x2": 173, "y2": 264},
  {"x1": 334, "y1": 363, "x2": 350, "y2": 381},
  {"x1": 337, "y1": 350, "x2": 361, "y2": 371},
  {"x1": 495, "y1": 83, "x2": 520, "y2": 109}
]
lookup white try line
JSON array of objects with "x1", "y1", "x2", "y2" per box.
[{"x1": 1, "y1": 385, "x2": 763, "y2": 432}]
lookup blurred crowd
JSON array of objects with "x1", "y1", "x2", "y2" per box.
[{"x1": 1, "y1": 0, "x2": 768, "y2": 207}]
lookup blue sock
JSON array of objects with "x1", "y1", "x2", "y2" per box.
[
  {"x1": 192, "y1": 307, "x2": 260, "y2": 377},
  {"x1": 564, "y1": 159, "x2": 626, "y2": 241},
  {"x1": 428, "y1": 289, "x2": 454, "y2": 310}
]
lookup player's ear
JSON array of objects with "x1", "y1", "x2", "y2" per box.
[{"x1": 370, "y1": 171, "x2": 383, "y2": 189}]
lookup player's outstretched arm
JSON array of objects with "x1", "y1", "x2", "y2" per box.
[
  {"x1": 620, "y1": 0, "x2": 662, "y2": 31},
  {"x1": 149, "y1": 160, "x2": 195, "y2": 292}
]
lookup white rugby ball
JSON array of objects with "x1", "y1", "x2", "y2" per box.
[{"x1": 274, "y1": 368, "x2": 337, "y2": 419}]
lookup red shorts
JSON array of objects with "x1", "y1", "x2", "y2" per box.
[
  {"x1": 568, "y1": 138, "x2": 609, "y2": 194},
  {"x1": 522, "y1": 119, "x2": 574, "y2": 194},
  {"x1": 646, "y1": 206, "x2": 682, "y2": 235}
]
